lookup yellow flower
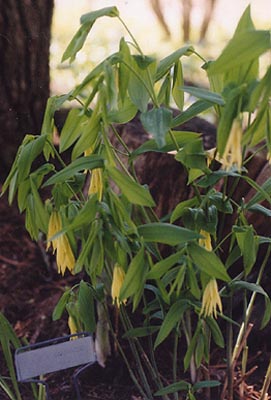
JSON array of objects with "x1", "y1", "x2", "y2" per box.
[
  {"x1": 47, "y1": 211, "x2": 75, "y2": 275},
  {"x1": 205, "y1": 148, "x2": 217, "y2": 167},
  {"x1": 221, "y1": 118, "x2": 242, "y2": 172},
  {"x1": 68, "y1": 315, "x2": 77, "y2": 335},
  {"x1": 88, "y1": 168, "x2": 103, "y2": 201},
  {"x1": 267, "y1": 151, "x2": 271, "y2": 165},
  {"x1": 46, "y1": 211, "x2": 61, "y2": 252},
  {"x1": 199, "y1": 230, "x2": 212, "y2": 251},
  {"x1": 111, "y1": 264, "x2": 126, "y2": 307},
  {"x1": 56, "y1": 234, "x2": 76, "y2": 275},
  {"x1": 84, "y1": 146, "x2": 94, "y2": 157},
  {"x1": 200, "y1": 279, "x2": 222, "y2": 318}
]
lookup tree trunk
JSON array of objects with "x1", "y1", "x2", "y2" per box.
[{"x1": 0, "y1": 0, "x2": 54, "y2": 179}]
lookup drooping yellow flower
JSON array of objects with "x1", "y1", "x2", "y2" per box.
[
  {"x1": 88, "y1": 168, "x2": 103, "y2": 201},
  {"x1": 46, "y1": 211, "x2": 62, "y2": 252},
  {"x1": 111, "y1": 263, "x2": 126, "y2": 307},
  {"x1": 221, "y1": 118, "x2": 242, "y2": 172},
  {"x1": 200, "y1": 278, "x2": 222, "y2": 319},
  {"x1": 56, "y1": 234, "x2": 76, "y2": 275},
  {"x1": 68, "y1": 315, "x2": 77, "y2": 336},
  {"x1": 47, "y1": 211, "x2": 75, "y2": 275},
  {"x1": 199, "y1": 230, "x2": 212, "y2": 251},
  {"x1": 205, "y1": 148, "x2": 217, "y2": 167},
  {"x1": 84, "y1": 146, "x2": 94, "y2": 157},
  {"x1": 267, "y1": 151, "x2": 271, "y2": 165}
]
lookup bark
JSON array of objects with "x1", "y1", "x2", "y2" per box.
[{"x1": 0, "y1": 0, "x2": 54, "y2": 179}]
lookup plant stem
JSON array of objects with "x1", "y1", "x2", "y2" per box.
[
  {"x1": 173, "y1": 323, "x2": 180, "y2": 400},
  {"x1": 104, "y1": 303, "x2": 149, "y2": 399},
  {"x1": 120, "y1": 307, "x2": 154, "y2": 399},
  {"x1": 226, "y1": 294, "x2": 233, "y2": 400},
  {"x1": 260, "y1": 358, "x2": 271, "y2": 400},
  {"x1": 232, "y1": 244, "x2": 271, "y2": 362}
]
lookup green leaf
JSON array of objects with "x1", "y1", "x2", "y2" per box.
[
  {"x1": 171, "y1": 100, "x2": 213, "y2": 128},
  {"x1": 147, "y1": 250, "x2": 185, "y2": 279},
  {"x1": 245, "y1": 177, "x2": 271, "y2": 208},
  {"x1": 188, "y1": 242, "x2": 230, "y2": 282},
  {"x1": 229, "y1": 281, "x2": 268, "y2": 296},
  {"x1": 118, "y1": 38, "x2": 132, "y2": 104},
  {"x1": 64, "y1": 194, "x2": 98, "y2": 232},
  {"x1": 62, "y1": 7, "x2": 119, "y2": 64},
  {"x1": 154, "y1": 381, "x2": 190, "y2": 396},
  {"x1": 172, "y1": 60, "x2": 184, "y2": 110},
  {"x1": 52, "y1": 290, "x2": 71, "y2": 321},
  {"x1": 184, "y1": 322, "x2": 201, "y2": 370},
  {"x1": 71, "y1": 107, "x2": 101, "y2": 160},
  {"x1": 154, "y1": 300, "x2": 190, "y2": 348},
  {"x1": 107, "y1": 99, "x2": 137, "y2": 124},
  {"x1": 193, "y1": 381, "x2": 221, "y2": 390},
  {"x1": 229, "y1": 280, "x2": 271, "y2": 328},
  {"x1": 62, "y1": 22, "x2": 93, "y2": 63},
  {"x1": 180, "y1": 86, "x2": 225, "y2": 106},
  {"x1": 0, "y1": 313, "x2": 22, "y2": 399},
  {"x1": 207, "y1": 30, "x2": 270, "y2": 75},
  {"x1": 17, "y1": 179, "x2": 31, "y2": 212},
  {"x1": 59, "y1": 108, "x2": 88, "y2": 153},
  {"x1": 30, "y1": 178, "x2": 49, "y2": 234},
  {"x1": 123, "y1": 326, "x2": 160, "y2": 338},
  {"x1": 76, "y1": 220, "x2": 100, "y2": 270},
  {"x1": 216, "y1": 86, "x2": 243, "y2": 155},
  {"x1": 80, "y1": 6, "x2": 119, "y2": 24},
  {"x1": 17, "y1": 135, "x2": 47, "y2": 182},
  {"x1": 205, "y1": 317, "x2": 224, "y2": 347},
  {"x1": 233, "y1": 225, "x2": 258, "y2": 275},
  {"x1": 243, "y1": 175, "x2": 271, "y2": 205},
  {"x1": 157, "y1": 73, "x2": 171, "y2": 105},
  {"x1": 127, "y1": 55, "x2": 156, "y2": 112},
  {"x1": 155, "y1": 46, "x2": 193, "y2": 81},
  {"x1": 131, "y1": 130, "x2": 200, "y2": 157},
  {"x1": 175, "y1": 139, "x2": 208, "y2": 171},
  {"x1": 140, "y1": 107, "x2": 173, "y2": 148},
  {"x1": 107, "y1": 167, "x2": 155, "y2": 207},
  {"x1": 208, "y1": 191, "x2": 233, "y2": 214},
  {"x1": 247, "y1": 204, "x2": 271, "y2": 217},
  {"x1": 138, "y1": 223, "x2": 201, "y2": 245},
  {"x1": 78, "y1": 281, "x2": 96, "y2": 332},
  {"x1": 120, "y1": 246, "x2": 146, "y2": 310},
  {"x1": 170, "y1": 198, "x2": 199, "y2": 223},
  {"x1": 72, "y1": 53, "x2": 119, "y2": 96},
  {"x1": 43, "y1": 155, "x2": 104, "y2": 186}
]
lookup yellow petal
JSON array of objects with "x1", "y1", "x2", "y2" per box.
[
  {"x1": 46, "y1": 211, "x2": 62, "y2": 252},
  {"x1": 199, "y1": 230, "x2": 212, "y2": 251},
  {"x1": 88, "y1": 168, "x2": 103, "y2": 201},
  {"x1": 200, "y1": 279, "x2": 222, "y2": 318},
  {"x1": 56, "y1": 234, "x2": 75, "y2": 275},
  {"x1": 68, "y1": 316, "x2": 77, "y2": 335},
  {"x1": 221, "y1": 118, "x2": 242, "y2": 172},
  {"x1": 111, "y1": 264, "x2": 126, "y2": 307}
]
